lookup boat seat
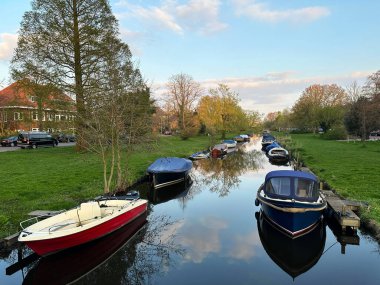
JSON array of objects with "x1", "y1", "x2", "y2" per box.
[
  {"x1": 77, "y1": 202, "x2": 102, "y2": 224},
  {"x1": 298, "y1": 189, "x2": 307, "y2": 197}
]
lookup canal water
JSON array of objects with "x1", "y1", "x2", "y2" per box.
[{"x1": 1, "y1": 137, "x2": 380, "y2": 285}]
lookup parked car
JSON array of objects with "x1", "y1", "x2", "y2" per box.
[
  {"x1": 18, "y1": 132, "x2": 58, "y2": 149},
  {"x1": 1, "y1": 136, "x2": 18, "y2": 147},
  {"x1": 54, "y1": 133, "x2": 76, "y2": 143}
]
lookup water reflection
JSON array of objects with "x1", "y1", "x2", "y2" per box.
[
  {"x1": 192, "y1": 147, "x2": 265, "y2": 196},
  {"x1": 256, "y1": 210, "x2": 326, "y2": 279},
  {"x1": 148, "y1": 180, "x2": 192, "y2": 206}
]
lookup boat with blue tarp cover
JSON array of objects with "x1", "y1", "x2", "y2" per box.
[
  {"x1": 265, "y1": 141, "x2": 281, "y2": 153},
  {"x1": 255, "y1": 170, "x2": 327, "y2": 238},
  {"x1": 147, "y1": 157, "x2": 193, "y2": 189}
]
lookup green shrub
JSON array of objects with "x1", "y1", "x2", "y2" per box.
[{"x1": 321, "y1": 125, "x2": 347, "y2": 140}]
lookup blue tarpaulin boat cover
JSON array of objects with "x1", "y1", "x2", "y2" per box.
[
  {"x1": 147, "y1": 157, "x2": 192, "y2": 174},
  {"x1": 265, "y1": 170, "x2": 318, "y2": 182}
]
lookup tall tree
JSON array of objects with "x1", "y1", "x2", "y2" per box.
[
  {"x1": 165, "y1": 73, "x2": 203, "y2": 138},
  {"x1": 291, "y1": 84, "x2": 348, "y2": 132},
  {"x1": 11, "y1": 0, "x2": 122, "y2": 148},
  {"x1": 198, "y1": 83, "x2": 248, "y2": 139}
]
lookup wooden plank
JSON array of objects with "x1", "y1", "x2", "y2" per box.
[{"x1": 322, "y1": 190, "x2": 361, "y2": 230}]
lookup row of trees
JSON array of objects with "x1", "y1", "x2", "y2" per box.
[
  {"x1": 11, "y1": 0, "x2": 155, "y2": 193},
  {"x1": 264, "y1": 70, "x2": 380, "y2": 139},
  {"x1": 162, "y1": 73, "x2": 260, "y2": 140}
]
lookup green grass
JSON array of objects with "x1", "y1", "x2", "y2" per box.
[
  {"x1": 285, "y1": 133, "x2": 380, "y2": 224},
  {"x1": 0, "y1": 135, "x2": 213, "y2": 238}
]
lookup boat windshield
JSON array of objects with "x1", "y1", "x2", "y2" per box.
[
  {"x1": 264, "y1": 176, "x2": 320, "y2": 201},
  {"x1": 265, "y1": 177, "x2": 291, "y2": 197},
  {"x1": 295, "y1": 178, "x2": 319, "y2": 201}
]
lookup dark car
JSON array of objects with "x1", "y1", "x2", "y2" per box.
[
  {"x1": 18, "y1": 132, "x2": 58, "y2": 149},
  {"x1": 55, "y1": 133, "x2": 76, "y2": 143},
  {"x1": 1, "y1": 136, "x2": 18, "y2": 147}
]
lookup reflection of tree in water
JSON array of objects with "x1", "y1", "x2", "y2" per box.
[
  {"x1": 192, "y1": 148, "x2": 265, "y2": 197},
  {"x1": 73, "y1": 215, "x2": 185, "y2": 285}
]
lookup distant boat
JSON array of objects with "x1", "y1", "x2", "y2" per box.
[
  {"x1": 267, "y1": 146, "x2": 289, "y2": 163},
  {"x1": 222, "y1": 139, "x2": 237, "y2": 148},
  {"x1": 265, "y1": 141, "x2": 281, "y2": 153},
  {"x1": 18, "y1": 197, "x2": 148, "y2": 256},
  {"x1": 189, "y1": 150, "x2": 209, "y2": 160},
  {"x1": 261, "y1": 134, "x2": 276, "y2": 148},
  {"x1": 233, "y1": 135, "x2": 245, "y2": 142},
  {"x1": 255, "y1": 170, "x2": 327, "y2": 237},
  {"x1": 210, "y1": 143, "x2": 228, "y2": 158},
  {"x1": 147, "y1": 157, "x2": 193, "y2": 189}
]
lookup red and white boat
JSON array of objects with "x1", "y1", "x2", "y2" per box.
[{"x1": 18, "y1": 198, "x2": 148, "y2": 256}]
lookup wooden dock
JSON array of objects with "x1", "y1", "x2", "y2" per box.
[{"x1": 322, "y1": 190, "x2": 361, "y2": 232}]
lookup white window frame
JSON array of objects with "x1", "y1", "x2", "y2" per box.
[{"x1": 14, "y1": 112, "x2": 23, "y2": 121}]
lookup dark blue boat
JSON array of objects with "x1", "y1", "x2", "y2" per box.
[
  {"x1": 147, "y1": 157, "x2": 193, "y2": 189},
  {"x1": 255, "y1": 170, "x2": 327, "y2": 238},
  {"x1": 265, "y1": 141, "x2": 281, "y2": 153}
]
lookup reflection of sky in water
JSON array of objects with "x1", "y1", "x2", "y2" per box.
[
  {"x1": 148, "y1": 138, "x2": 380, "y2": 285},
  {"x1": 2, "y1": 138, "x2": 380, "y2": 285}
]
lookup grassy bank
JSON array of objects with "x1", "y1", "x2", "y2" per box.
[
  {"x1": 282, "y1": 133, "x2": 380, "y2": 225},
  {"x1": 0, "y1": 135, "x2": 212, "y2": 238}
]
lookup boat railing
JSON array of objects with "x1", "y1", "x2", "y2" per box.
[{"x1": 19, "y1": 212, "x2": 64, "y2": 230}]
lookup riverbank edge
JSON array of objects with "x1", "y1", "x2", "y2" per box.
[{"x1": 301, "y1": 165, "x2": 380, "y2": 243}]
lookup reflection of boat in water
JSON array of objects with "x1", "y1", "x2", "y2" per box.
[
  {"x1": 256, "y1": 211, "x2": 326, "y2": 279},
  {"x1": 23, "y1": 213, "x2": 147, "y2": 285},
  {"x1": 148, "y1": 179, "x2": 192, "y2": 205},
  {"x1": 255, "y1": 170, "x2": 327, "y2": 237}
]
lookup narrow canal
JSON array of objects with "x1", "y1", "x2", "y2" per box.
[{"x1": 1, "y1": 137, "x2": 380, "y2": 285}]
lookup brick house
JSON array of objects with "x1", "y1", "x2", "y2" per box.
[{"x1": 0, "y1": 81, "x2": 76, "y2": 135}]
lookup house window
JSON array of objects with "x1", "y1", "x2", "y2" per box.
[
  {"x1": 0, "y1": 112, "x2": 7, "y2": 122},
  {"x1": 32, "y1": 111, "x2": 38, "y2": 121},
  {"x1": 14, "y1": 112, "x2": 23, "y2": 121},
  {"x1": 55, "y1": 114, "x2": 61, "y2": 121},
  {"x1": 47, "y1": 113, "x2": 54, "y2": 121},
  {"x1": 30, "y1": 96, "x2": 37, "y2": 102}
]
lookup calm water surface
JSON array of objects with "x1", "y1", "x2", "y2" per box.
[{"x1": 1, "y1": 138, "x2": 380, "y2": 285}]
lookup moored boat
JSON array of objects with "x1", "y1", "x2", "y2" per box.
[
  {"x1": 261, "y1": 134, "x2": 276, "y2": 149},
  {"x1": 255, "y1": 170, "x2": 326, "y2": 237},
  {"x1": 22, "y1": 212, "x2": 147, "y2": 285},
  {"x1": 267, "y1": 146, "x2": 289, "y2": 163},
  {"x1": 210, "y1": 143, "x2": 228, "y2": 158},
  {"x1": 222, "y1": 139, "x2": 237, "y2": 148},
  {"x1": 189, "y1": 150, "x2": 209, "y2": 160},
  {"x1": 147, "y1": 157, "x2": 193, "y2": 189},
  {"x1": 18, "y1": 197, "x2": 148, "y2": 256}
]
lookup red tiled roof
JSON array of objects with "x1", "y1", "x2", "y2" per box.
[
  {"x1": 0, "y1": 82, "x2": 35, "y2": 107},
  {"x1": 0, "y1": 81, "x2": 75, "y2": 111}
]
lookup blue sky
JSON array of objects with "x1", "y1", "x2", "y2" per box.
[{"x1": 1, "y1": 0, "x2": 379, "y2": 115}]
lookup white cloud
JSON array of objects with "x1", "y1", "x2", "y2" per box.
[
  {"x1": 151, "y1": 71, "x2": 372, "y2": 116},
  {"x1": 115, "y1": 0, "x2": 227, "y2": 35},
  {"x1": 232, "y1": 0, "x2": 330, "y2": 23},
  {"x1": 175, "y1": 0, "x2": 228, "y2": 34},
  {"x1": 0, "y1": 33, "x2": 18, "y2": 61},
  {"x1": 179, "y1": 216, "x2": 228, "y2": 263}
]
